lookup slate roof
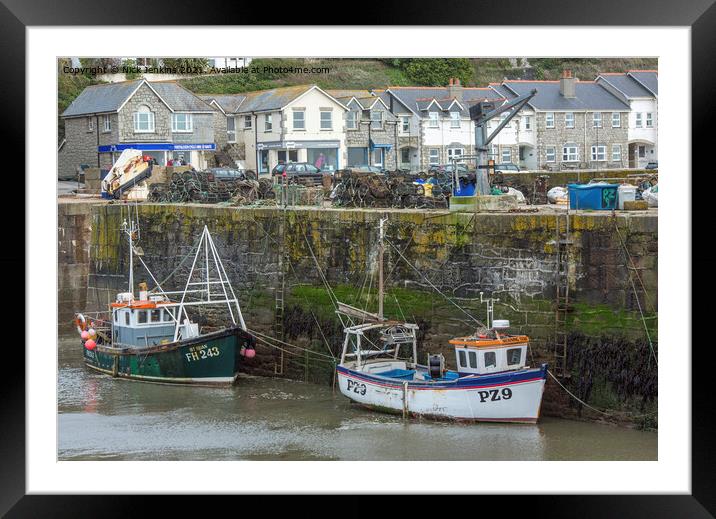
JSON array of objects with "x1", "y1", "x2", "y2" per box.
[
  {"x1": 234, "y1": 85, "x2": 316, "y2": 114},
  {"x1": 597, "y1": 73, "x2": 654, "y2": 98},
  {"x1": 198, "y1": 94, "x2": 247, "y2": 114},
  {"x1": 62, "y1": 79, "x2": 215, "y2": 117},
  {"x1": 628, "y1": 71, "x2": 658, "y2": 96},
  {"x1": 62, "y1": 80, "x2": 143, "y2": 117},
  {"x1": 326, "y1": 89, "x2": 385, "y2": 110},
  {"x1": 501, "y1": 81, "x2": 630, "y2": 111},
  {"x1": 388, "y1": 87, "x2": 503, "y2": 116}
]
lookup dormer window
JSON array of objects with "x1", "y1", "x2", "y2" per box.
[
  {"x1": 450, "y1": 111, "x2": 460, "y2": 128},
  {"x1": 133, "y1": 105, "x2": 155, "y2": 133}
]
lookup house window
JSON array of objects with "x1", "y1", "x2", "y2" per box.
[
  {"x1": 264, "y1": 114, "x2": 273, "y2": 132},
  {"x1": 545, "y1": 146, "x2": 556, "y2": 163},
  {"x1": 524, "y1": 115, "x2": 532, "y2": 130},
  {"x1": 545, "y1": 112, "x2": 555, "y2": 129},
  {"x1": 450, "y1": 111, "x2": 460, "y2": 128},
  {"x1": 501, "y1": 148, "x2": 512, "y2": 164},
  {"x1": 133, "y1": 105, "x2": 155, "y2": 133},
  {"x1": 507, "y1": 348, "x2": 522, "y2": 366},
  {"x1": 347, "y1": 111, "x2": 357, "y2": 130},
  {"x1": 103, "y1": 115, "x2": 111, "y2": 132},
  {"x1": 612, "y1": 112, "x2": 621, "y2": 128},
  {"x1": 483, "y1": 351, "x2": 496, "y2": 368},
  {"x1": 401, "y1": 116, "x2": 410, "y2": 133},
  {"x1": 458, "y1": 349, "x2": 467, "y2": 368},
  {"x1": 372, "y1": 148, "x2": 384, "y2": 167},
  {"x1": 428, "y1": 111, "x2": 439, "y2": 128},
  {"x1": 429, "y1": 149, "x2": 440, "y2": 166},
  {"x1": 468, "y1": 351, "x2": 477, "y2": 369},
  {"x1": 562, "y1": 143, "x2": 579, "y2": 162},
  {"x1": 500, "y1": 112, "x2": 510, "y2": 128},
  {"x1": 227, "y1": 116, "x2": 236, "y2": 142},
  {"x1": 565, "y1": 112, "x2": 575, "y2": 128},
  {"x1": 87, "y1": 117, "x2": 94, "y2": 132},
  {"x1": 171, "y1": 113, "x2": 193, "y2": 132},
  {"x1": 293, "y1": 109, "x2": 305, "y2": 130},
  {"x1": 591, "y1": 145, "x2": 606, "y2": 161},
  {"x1": 612, "y1": 144, "x2": 622, "y2": 162},
  {"x1": 320, "y1": 109, "x2": 332, "y2": 130},
  {"x1": 447, "y1": 148, "x2": 463, "y2": 161},
  {"x1": 244, "y1": 115, "x2": 252, "y2": 130},
  {"x1": 638, "y1": 145, "x2": 646, "y2": 158},
  {"x1": 646, "y1": 112, "x2": 654, "y2": 128},
  {"x1": 370, "y1": 110, "x2": 383, "y2": 129},
  {"x1": 593, "y1": 112, "x2": 602, "y2": 128},
  {"x1": 635, "y1": 113, "x2": 643, "y2": 128}
]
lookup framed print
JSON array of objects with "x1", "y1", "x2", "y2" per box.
[{"x1": 4, "y1": 0, "x2": 711, "y2": 514}]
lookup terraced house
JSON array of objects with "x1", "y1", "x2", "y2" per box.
[
  {"x1": 59, "y1": 79, "x2": 217, "y2": 179},
  {"x1": 595, "y1": 70, "x2": 658, "y2": 168},
  {"x1": 228, "y1": 85, "x2": 349, "y2": 174},
  {"x1": 327, "y1": 90, "x2": 399, "y2": 169},
  {"x1": 384, "y1": 79, "x2": 505, "y2": 170}
]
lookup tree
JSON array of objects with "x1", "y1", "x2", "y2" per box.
[
  {"x1": 161, "y1": 58, "x2": 210, "y2": 73},
  {"x1": 401, "y1": 58, "x2": 473, "y2": 86}
]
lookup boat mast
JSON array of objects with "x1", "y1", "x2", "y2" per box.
[
  {"x1": 122, "y1": 219, "x2": 136, "y2": 297},
  {"x1": 378, "y1": 216, "x2": 387, "y2": 321}
]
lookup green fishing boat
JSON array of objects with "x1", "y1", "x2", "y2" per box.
[{"x1": 74, "y1": 221, "x2": 255, "y2": 386}]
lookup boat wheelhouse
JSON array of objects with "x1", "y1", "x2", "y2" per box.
[
  {"x1": 75, "y1": 220, "x2": 255, "y2": 385},
  {"x1": 335, "y1": 218, "x2": 547, "y2": 423}
]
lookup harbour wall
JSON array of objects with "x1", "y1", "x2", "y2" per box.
[{"x1": 58, "y1": 200, "x2": 658, "y2": 427}]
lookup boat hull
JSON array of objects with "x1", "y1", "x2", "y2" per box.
[
  {"x1": 82, "y1": 327, "x2": 253, "y2": 386},
  {"x1": 337, "y1": 364, "x2": 548, "y2": 423}
]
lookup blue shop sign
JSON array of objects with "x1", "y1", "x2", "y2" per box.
[{"x1": 98, "y1": 143, "x2": 216, "y2": 152}]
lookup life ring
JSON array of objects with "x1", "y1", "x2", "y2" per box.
[{"x1": 74, "y1": 313, "x2": 87, "y2": 334}]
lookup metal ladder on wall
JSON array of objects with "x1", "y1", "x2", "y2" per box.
[
  {"x1": 274, "y1": 187, "x2": 287, "y2": 375},
  {"x1": 553, "y1": 211, "x2": 572, "y2": 378}
]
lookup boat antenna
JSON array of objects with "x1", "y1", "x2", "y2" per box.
[
  {"x1": 121, "y1": 218, "x2": 137, "y2": 298},
  {"x1": 378, "y1": 216, "x2": 388, "y2": 321},
  {"x1": 479, "y1": 291, "x2": 499, "y2": 329}
]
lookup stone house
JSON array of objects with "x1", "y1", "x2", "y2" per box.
[
  {"x1": 595, "y1": 70, "x2": 658, "y2": 168},
  {"x1": 384, "y1": 79, "x2": 504, "y2": 171},
  {"x1": 491, "y1": 71, "x2": 632, "y2": 170},
  {"x1": 59, "y1": 79, "x2": 218, "y2": 178},
  {"x1": 327, "y1": 90, "x2": 400, "y2": 170}
]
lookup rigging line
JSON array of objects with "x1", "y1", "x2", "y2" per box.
[
  {"x1": 612, "y1": 219, "x2": 654, "y2": 311},
  {"x1": 247, "y1": 327, "x2": 335, "y2": 360},
  {"x1": 611, "y1": 220, "x2": 658, "y2": 366},
  {"x1": 252, "y1": 334, "x2": 335, "y2": 365},
  {"x1": 385, "y1": 238, "x2": 484, "y2": 327},
  {"x1": 546, "y1": 370, "x2": 612, "y2": 416}
]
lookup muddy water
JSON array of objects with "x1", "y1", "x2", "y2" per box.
[{"x1": 58, "y1": 335, "x2": 657, "y2": 461}]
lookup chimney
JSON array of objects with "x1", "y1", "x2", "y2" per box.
[
  {"x1": 560, "y1": 69, "x2": 576, "y2": 98},
  {"x1": 447, "y1": 77, "x2": 463, "y2": 102}
]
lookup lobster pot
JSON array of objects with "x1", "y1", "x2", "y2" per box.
[{"x1": 568, "y1": 183, "x2": 618, "y2": 210}]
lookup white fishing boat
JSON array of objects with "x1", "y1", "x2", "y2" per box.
[{"x1": 335, "y1": 218, "x2": 548, "y2": 423}]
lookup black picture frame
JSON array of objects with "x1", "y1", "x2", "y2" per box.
[{"x1": 5, "y1": 0, "x2": 708, "y2": 515}]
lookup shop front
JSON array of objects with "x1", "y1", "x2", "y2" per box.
[
  {"x1": 98, "y1": 143, "x2": 216, "y2": 169},
  {"x1": 257, "y1": 140, "x2": 341, "y2": 175}
]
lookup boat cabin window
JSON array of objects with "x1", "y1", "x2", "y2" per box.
[
  {"x1": 458, "y1": 349, "x2": 467, "y2": 368},
  {"x1": 138, "y1": 310, "x2": 147, "y2": 324},
  {"x1": 125, "y1": 312, "x2": 130, "y2": 326},
  {"x1": 468, "y1": 351, "x2": 477, "y2": 369},
  {"x1": 114, "y1": 311, "x2": 119, "y2": 324},
  {"x1": 163, "y1": 308, "x2": 175, "y2": 322},
  {"x1": 483, "y1": 351, "x2": 496, "y2": 368},
  {"x1": 507, "y1": 348, "x2": 522, "y2": 366},
  {"x1": 150, "y1": 309, "x2": 161, "y2": 323}
]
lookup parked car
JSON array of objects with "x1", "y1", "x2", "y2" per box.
[
  {"x1": 645, "y1": 161, "x2": 658, "y2": 170},
  {"x1": 348, "y1": 164, "x2": 386, "y2": 174},
  {"x1": 205, "y1": 167, "x2": 248, "y2": 181},
  {"x1": 429, "y1": 163, "x2": 470, "y2": 175},
  {"x1": 272, "y1": 162, "x2": 324, "y2": 184},
  {"x1": 494, "y1": 163, "x2": 520, "y2": 173}
]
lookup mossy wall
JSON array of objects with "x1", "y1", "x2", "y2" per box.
[{"x1": 59, "y1": 201, "x2": 658, "y2": 424}]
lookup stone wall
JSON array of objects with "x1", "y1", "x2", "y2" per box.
[
  {"x1": 118, "y1": 82, "x2": 173, "y2": 142},
  {"x1": 58, "y1": 201, "x2": 658, "y2": 423}
]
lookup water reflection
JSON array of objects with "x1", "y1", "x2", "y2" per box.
[{"x1": 58, "y1": 335, "x2": 655, "y2": 461}]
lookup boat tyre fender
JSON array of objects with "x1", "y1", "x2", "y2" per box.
[{"x1": 74, "y1": 313, "x2": 87, "y2": 334}]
